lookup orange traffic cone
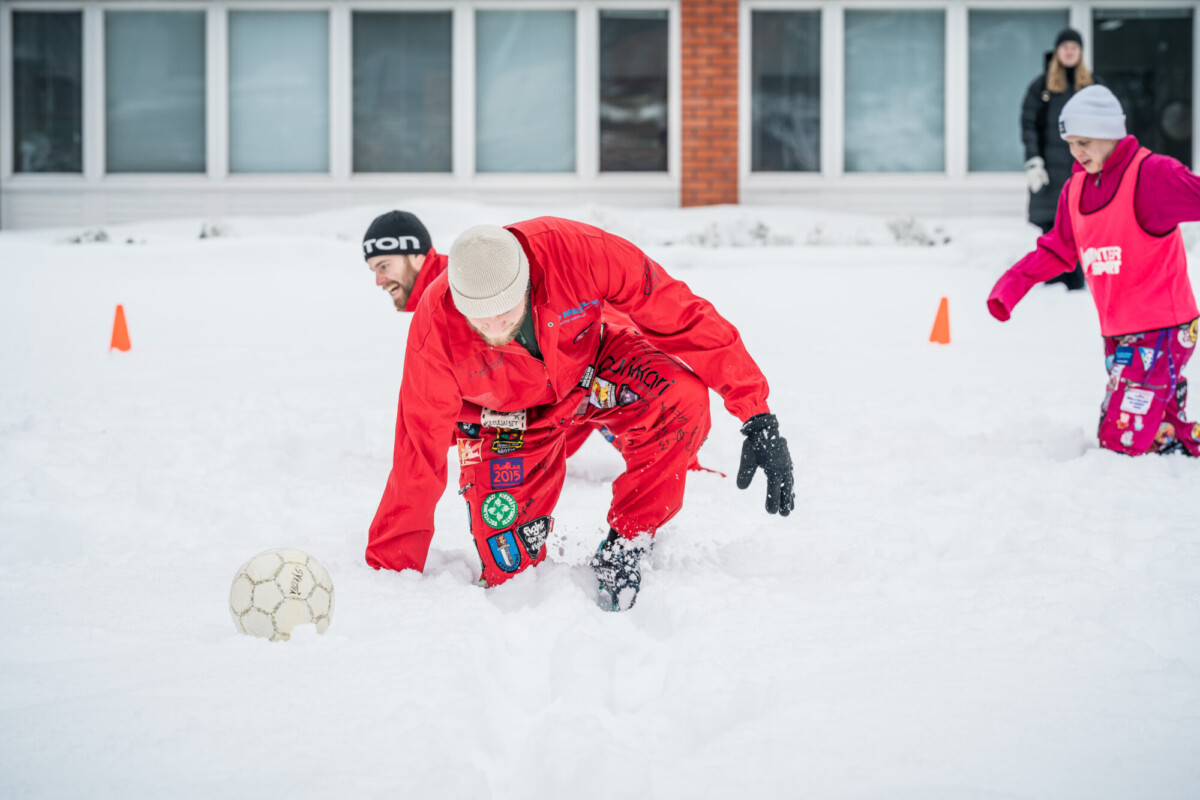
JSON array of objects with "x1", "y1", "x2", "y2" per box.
[
  {"x1": 110, "y1": 305, "x2": 131, "y2": 352},
  {"x1": 929, "y1": 297, "x2": 950, "y2": 345}
]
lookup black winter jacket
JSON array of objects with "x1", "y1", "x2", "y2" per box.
[{"x1": 1019, "y1": 58, "x2": 1098, "y2": 226}]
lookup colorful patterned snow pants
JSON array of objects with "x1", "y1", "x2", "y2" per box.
[
  {"x1": 1098, "y1": 318, "x2": 1199, "y2": 456},
  {"x1": 455, "y1": 326, "x2": 712, "y2": 586}
]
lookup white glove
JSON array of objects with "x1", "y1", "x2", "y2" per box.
[{"x1": 1024, "y1": 157, "x2": 1049, "y2": 193}]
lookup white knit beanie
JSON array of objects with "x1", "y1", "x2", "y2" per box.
[
  {"x1": 448, "y1": 225, "x2": 530, "y2": 318},
  {"x1": 1059, "y1": 85, "x2": 1127, "y2": 140}
]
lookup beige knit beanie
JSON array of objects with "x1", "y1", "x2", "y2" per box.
[{"x1": 448, "y1": 225, "x2": 530, "y2": 318}]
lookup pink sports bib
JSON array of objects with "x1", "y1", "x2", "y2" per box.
[{"x1": 1068, "y1": 147, "x2": 1197, "y2": 336}]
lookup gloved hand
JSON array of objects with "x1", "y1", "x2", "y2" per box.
[
  {"x1": 736, "y1": 413, "x2": 795, "y2": 516},
  {"x1": 1024, "y1": 157, "x2": 1049, "y2": 193},
  {"x1": 591, "y1": 529, "x2": 650, "y2": 612}
]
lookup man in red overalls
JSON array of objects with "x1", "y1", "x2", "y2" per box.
[
  {"x1": 366, "y1": 217, "x2": 795, "y2": 610},
  {"x1": 362, "y1": 209, "x2": 653, "y2": 462}
]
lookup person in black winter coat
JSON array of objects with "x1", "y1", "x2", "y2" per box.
[{"x1": 1020, "y1": 28, "x2": 1098, "y2": 290}]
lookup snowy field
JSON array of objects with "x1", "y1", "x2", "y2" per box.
[{"x1": 1, "y1": 199, "x2": 1198, "y2": 799}]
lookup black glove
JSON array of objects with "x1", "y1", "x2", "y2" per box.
[
  {"x1": 591, "y1": 529, "x2": 650, "y2": 612},
  {"x1": 736, "y1": 413, "x2": 795, "y2": 516}
]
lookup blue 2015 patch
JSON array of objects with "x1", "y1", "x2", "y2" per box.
[
  {"x1": 1114, "y1": 346, "x2": 1134, "y2": 366},
  {"x1": 490, "y1": 457, "x2": 524, "y2": 489},
  {"x1": 487, "y1": 531, "x2": 522, "y2": 573}
]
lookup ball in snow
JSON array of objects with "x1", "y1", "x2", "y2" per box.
[{"x1": 229, "y1": 548, "x2": 334, "y2": 642}]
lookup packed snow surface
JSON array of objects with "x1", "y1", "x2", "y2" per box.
[{"x1": 1, "y1": 200, "x2": 1198, "y2": 799}]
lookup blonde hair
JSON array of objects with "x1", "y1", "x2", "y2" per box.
[{"x1": 1047, "y1": 58, "x2": 1094, "y2": 94}]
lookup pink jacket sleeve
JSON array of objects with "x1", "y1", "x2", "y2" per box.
[
  {"x1": 987, "y1": 187, "x2": 1080, "y2": 321},
  {"x1": 1136, "y1": 155, "x2": 1200, "y2": 235}
]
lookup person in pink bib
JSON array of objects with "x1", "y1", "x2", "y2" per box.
[{"x1": 988, "y1": 85, "x2": 1200, "y2": 457}]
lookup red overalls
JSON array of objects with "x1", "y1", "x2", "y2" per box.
[{"x1": 367, "y1": 218, "x2": 771, "y2": 584}]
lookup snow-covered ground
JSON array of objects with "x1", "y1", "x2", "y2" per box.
[{"x1": 1, "y1": 200, "x2": 1198, "y2": 799}]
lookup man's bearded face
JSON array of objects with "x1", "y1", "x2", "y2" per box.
[
  {"x1": 368, "y1": 254, "x2": 424, "y2": 311},
  {"x1": 466, "y1": 296, "x2": 528, "y2": 347}
]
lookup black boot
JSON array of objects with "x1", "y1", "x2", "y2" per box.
[{"x1": 591, "y1": 529, "x2": 649, "y2": 612}]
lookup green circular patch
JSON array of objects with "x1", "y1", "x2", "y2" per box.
[{"x1": 481, "y1": 492, "x2": 518, "y2": 529}]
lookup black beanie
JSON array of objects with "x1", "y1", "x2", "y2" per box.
[
  {"x1": 362, "y1": 210, "x2": 433, "y2": 260},
  {"x1": 1055, "y1": 28, "x2": 1082, "y2": 48}
]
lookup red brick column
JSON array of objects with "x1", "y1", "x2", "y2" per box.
[{"x1": 680, "y1": 0, "x2": 739, "y2": 207}]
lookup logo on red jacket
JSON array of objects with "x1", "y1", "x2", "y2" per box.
[
  {"x1": 482, "y1": 407, "x2": 527, "y2": 430},
  {"x1": 1081, "y1": 246, "x2": 1122, "y2": 276},
  {"x1": 588, "y1": 376, "x2": 618, "y2": 409},
  {"x1": 558, "y1": 298, "x2": 600, "y2": 324},
  {"x1": 642, "y1": 257, "x2": 658, "y2": 296},
  {"x1": 491, "y1": 428, "x2": 524, "y2": 455},
  {"x1": 487, "y1": 530, "x2": 522, "y2": 573},
  {"x1": 457, "y1": 437, "x2": 483, "y2": 465},
  {"x1": 515, "y1": 515, "x2": 553, "y2": 559},
  {"x1": 482, "y1": 491, "x2": 519, "y2": 529},
  {"x1": 490, "y1": 457, "x2": 524, "y2": 489}
]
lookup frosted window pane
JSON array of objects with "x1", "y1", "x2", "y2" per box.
[
  {"x1": 106, "y1": 12, "x2": 206, "y2": 173},
  {"x1": 13, "y1": 12, "x2": 82, "y2": 173},
  {"x1": 845, "y1": 11, "x2": 944, "y2": 172},
  {"x1": 476, "y1": 11, "x2": 575, "y2": 173},
  {"x1": 1094, "y1": 9, "x2": 1194, "y2": 168},
  {"x1": 230, "y1": 12, "x2": 329, "y2": 173},
  {"x1": 600, "y1": 10, "x2": 667, "y2": 172},
  {"x1": 353, "y1": 12, "x2": 452, "y2": 173},
  {"x1": 752, "y1": 10, "x2": 820, "y2": 172},
  {"x1": 968, "y1": 10, "x2": 1069, "y2": 172}
]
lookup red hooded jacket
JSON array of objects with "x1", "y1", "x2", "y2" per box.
[
  {"x1": 406, "y1": 245, "x2": 635, "y2": 328},
  {"x1": 367, "y1": 217, "x2": 771, "y2": 573},
  {"x1": 403, "y1": 247, "x2": 447, "y2": 312}
]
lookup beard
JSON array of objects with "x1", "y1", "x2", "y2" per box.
[
  {"x1": 470, "y1": 301, "x2": 528, "y2": 347},
  {"x1": 385, "y1": 277, "x2": 417, "y2": 312}
]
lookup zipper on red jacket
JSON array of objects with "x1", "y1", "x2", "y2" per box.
[{"x1": 530, "y1": 305, "x2": 555, "y2": 397}]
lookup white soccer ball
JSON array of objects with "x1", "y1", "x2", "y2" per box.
[{"x1": 229, "y1": 548, "x2": 334, "y2": 642}]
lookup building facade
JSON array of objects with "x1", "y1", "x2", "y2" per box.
[{"x1": 1, "y1": 0, "x2": 1196, "y2": 228}]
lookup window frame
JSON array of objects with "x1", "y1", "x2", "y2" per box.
[
  {"x1": 597, "y1": 6, "x2": 673, "y2": 174},
  {"x1": 739, "y1": 0, "x2": 1117, "y2": 197},
  {"x1": 745, "y1": 4, "x2": 824, "y2": 174},
  {"x1": 103, "y1": 5, "x2": 209, "y2": 175},
  {"x1": 97, "y1": 1, "x2": 213, "y2": 185},
  {"x1": 472, "y1": 4, "x2": 582, "y2": 176},
  {"x1": 1, "y1": 0, "x2": 680, "y2": 193},
  {"x1": 2, "y1": 1, "x2": 90, "y2": 182},
  {"x1": 348, "y1": 6, "x2": 456, "y2": 175},
  {"x1": 225, "y1": 3, "x2": 334, "y2": 176}
]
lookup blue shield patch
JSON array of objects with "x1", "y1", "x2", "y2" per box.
[
  {"x1": 487, "y1": 531, "x2": 522, "y2": 573},
  {"x1": 1114, "y1": 346, "x2": 1134, "y2": 366}
]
